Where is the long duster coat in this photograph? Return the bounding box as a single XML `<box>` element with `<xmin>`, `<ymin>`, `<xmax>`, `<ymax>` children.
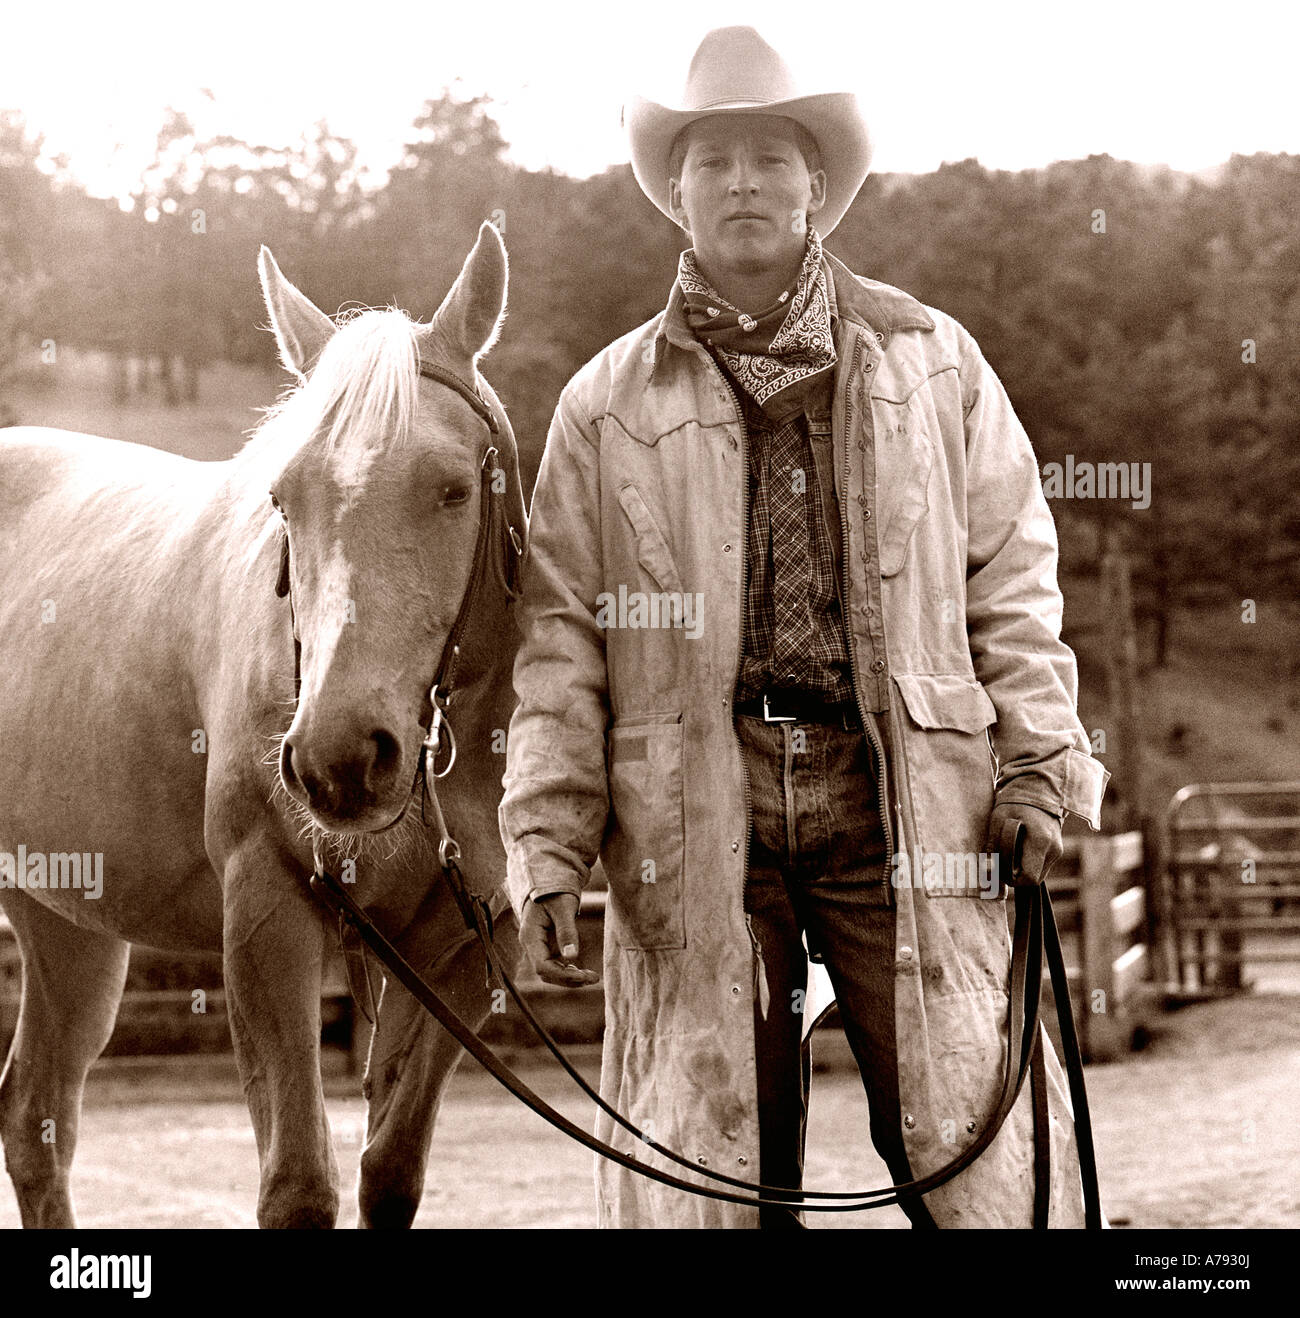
<box><xmin>500</xmin><ymin>251</ymin><xmax>1110</xmax><ymax>1228</ymax></box>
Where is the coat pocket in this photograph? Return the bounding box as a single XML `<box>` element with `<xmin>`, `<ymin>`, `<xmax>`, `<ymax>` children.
<box><xmin>617</xmin><ymin>483</ymin><xmax>685</xmax><ymax>595</ymax></box>
<box><xmin>604</xmin><ymin>712</ymin><xmax>686</xmax><ymax>949</ymax></box>
<box><xmin>873</xmin><ymin>398</ymin><xmax>935</xmax><ymax>577</ymax></box>
<box><xmin>893</xmin><ymin>674</ymin><xmax>1002</xmax><ymax>900</ymax></box>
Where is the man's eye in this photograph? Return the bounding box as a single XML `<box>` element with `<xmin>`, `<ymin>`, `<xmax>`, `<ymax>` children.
<box><xmin>442</xmin><ymin>486</ymin><xmax>471</xmax><ymax>507</ymax></box>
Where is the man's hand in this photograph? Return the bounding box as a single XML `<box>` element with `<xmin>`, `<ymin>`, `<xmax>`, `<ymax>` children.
<box><xmin>982</xmin><ymin>802</ymin><xmax>1063</xmax><ymax>888</ymax></box>
<box><xmin>520</xmin><ymin>892</ymin><xmax>600</xmax><ymax>987</ymax></box>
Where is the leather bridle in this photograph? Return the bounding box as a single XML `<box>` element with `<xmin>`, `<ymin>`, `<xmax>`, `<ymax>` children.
<box><xmin>273</xmin><ymin>361</ymin><xmax>1101</xmax><ymax>1223</ymax></box>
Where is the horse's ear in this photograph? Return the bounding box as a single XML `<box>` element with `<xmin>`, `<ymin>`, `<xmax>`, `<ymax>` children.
<box><xmin>258</xmin><ymin>246</ymin><xmax>335</xmax><ymax>378</ymax></box>
<box><xmin>424</xmin><ymin>221</ymin><xmax>508</xmax><ymax>363</ymax></box>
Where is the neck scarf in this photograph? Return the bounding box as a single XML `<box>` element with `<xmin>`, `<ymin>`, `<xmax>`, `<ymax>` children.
<box><xmin>678</xmin><ymin>228</ymin><xmax>836</xmax><ymax>423</ymax></box>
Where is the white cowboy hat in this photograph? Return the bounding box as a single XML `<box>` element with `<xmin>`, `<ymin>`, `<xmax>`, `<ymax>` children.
<box><xmin>623</xmin><ymin>25</ymin><xmax>873</xmax><ymax>237</ymax></box>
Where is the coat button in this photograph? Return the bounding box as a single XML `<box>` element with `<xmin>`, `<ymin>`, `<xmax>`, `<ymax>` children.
<box><xmin>723</xmin><ymin>543</ymin><xmax>732</xmax><ymax>553</ymax></box>
<box><xmin>862</xmin><ymin>508</ymin><xmax>871</xmax><ymax>519</ymax></box>
<box><xmin>731</xmin><ymin>840</ymin><xmax>740</xmax><ymax>853</ymax></box>
<box><xmin>903</xmin><ymin>1114</ymin><xmax>916</xmax><ymax>1129</ymax></box>
<box><xmin>864</xmin><ymin>362</ymin><xmax>874</xmax><ymax>372</ymax></box>
<box><xmin>875</xmin><ymin>331</ymin><xmax>885</xmax><ymax>342</ymax></box>
<box><xmin>966</xmin><ymin>1119</ymin><xmax>977</xmax><ymax>1134</ymax></box>
<box><xmin>697</xmin><ymin>1155</ymin><xmax>709</xmax><ymax>1167</ymax></box>
<box><xmin>870</xmin><ymin>659</ymin><xmax>886</xmax><ymax>674</ymax></box>
<box><xmin>737</xmin><ymin>1156</ymin><xmax>748</xmax><ymax>1167</ymax></box>
<box><xmin>731</xmin><ymin>985</ymin><xmax>742</xmax><ymax>996</ymax></box>
<box><xmin>898</xmin><ymin>945</ymin><xmax>913</xmax><ymax>961</ymax></box>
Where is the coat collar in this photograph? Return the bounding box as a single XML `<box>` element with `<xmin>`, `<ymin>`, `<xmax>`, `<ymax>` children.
<box><xmin>653</xmin><ymin>249</ymin><xmax>934</xmax><ymax>375</ymax></box>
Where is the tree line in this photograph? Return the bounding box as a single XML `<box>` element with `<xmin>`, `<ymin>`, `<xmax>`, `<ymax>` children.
<box><xmin>2</xmin><ymin>99</ymin><xmax>1297</xmax><ymax>650</ymax></box>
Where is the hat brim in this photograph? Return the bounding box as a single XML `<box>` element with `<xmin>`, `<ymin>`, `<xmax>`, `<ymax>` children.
<box><xmin>625</xmin><ymin>91</ymin><xmax>872</xmax><ymax>237</ymax></box>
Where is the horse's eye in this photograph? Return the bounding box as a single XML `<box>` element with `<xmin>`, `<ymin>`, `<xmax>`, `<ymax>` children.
<box><xmin>442</xmin><ymin>486</ymin><xmax>471</xmax><ymax>507</ymax></box>
<box><xmin>269</xmin><ymin>491</ymin><xmax>287</xmax><ymax>519</ymax></box>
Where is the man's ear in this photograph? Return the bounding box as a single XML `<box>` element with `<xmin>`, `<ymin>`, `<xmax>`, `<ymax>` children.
<box><xmin>668</xmin><ymin>178</ymin><xmax>692</xmax><ymax>235</ymax></box>
<box><xmin>258</xmin><ymin>246</ymin><xmax>334</xmax><ymax>378</ymax></box>
<box><xmin>806</xmin><ymin>168</ymin><xmax>828</xmax><ymax>218</ymax></box>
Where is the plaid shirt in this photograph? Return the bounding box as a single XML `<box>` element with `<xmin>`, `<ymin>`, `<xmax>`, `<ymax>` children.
<box><xmin>726</xmin><ymin>371</ymin><xmax>855</xmax><ymax>706</ymax></box>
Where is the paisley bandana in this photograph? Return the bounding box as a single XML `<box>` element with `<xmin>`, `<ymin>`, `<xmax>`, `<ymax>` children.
<box><xmin>679</xmin><ymin>228</ymin><xmax>836</xmax><ymax>423</ymax></box>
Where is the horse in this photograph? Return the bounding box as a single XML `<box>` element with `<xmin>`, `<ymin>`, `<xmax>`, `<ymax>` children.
<box><xmin>0</xmin><ymin>222</ymin><xmax>527</xmax><ymax>1228</ymax></box>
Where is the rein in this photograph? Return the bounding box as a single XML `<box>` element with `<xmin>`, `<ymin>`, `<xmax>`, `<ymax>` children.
<box><xmin>274</xmin><ymin>362</ymin><xmax>1100</xmax><ymax>1223</ymax></box>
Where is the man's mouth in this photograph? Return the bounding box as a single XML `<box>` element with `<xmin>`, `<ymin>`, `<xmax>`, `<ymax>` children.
<box><xmin>726</xmin><ymin>212</ymin><xmax>767</xmax><ymax>222</ymax></box>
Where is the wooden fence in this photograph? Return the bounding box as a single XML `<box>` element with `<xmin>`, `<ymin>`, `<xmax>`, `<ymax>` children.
<box><xmin>1</xmin><ymin>834</ymin><xmax>1155</xmax><ymax>1066</ymax></box>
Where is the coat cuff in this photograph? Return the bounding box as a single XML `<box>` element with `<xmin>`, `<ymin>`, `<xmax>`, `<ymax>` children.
<box><xmin>996</xmin><ymin>748</ymin><xmax>1111</xmax><ymax>831</ymax></box>
<box><xmin>504</xmin><ymin>838</ymin><xmax>589</xmax><ymax>920</ymax></box>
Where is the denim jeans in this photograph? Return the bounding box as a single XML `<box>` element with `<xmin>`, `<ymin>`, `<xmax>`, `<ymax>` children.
<box><xmin>737</xmin><ymin>713</ymin><xmax>938</xmax><ymax>1229</ymax></box>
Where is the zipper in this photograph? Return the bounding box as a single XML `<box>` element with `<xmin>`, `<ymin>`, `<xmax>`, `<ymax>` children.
<box><xmin>703</xmin><ymin>350</ymin><xmax>767</xmax><ymax>1016</ymax></box>
<box><xmin>838</xmin><ymin>333</ymin><xmax>895</xmax><ymax>888</ymax></box>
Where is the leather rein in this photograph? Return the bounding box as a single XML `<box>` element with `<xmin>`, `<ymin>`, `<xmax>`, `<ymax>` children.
<box><xmin>273</xmin><ymin>361</ymin><xmax>1101</xmax><ymax>1223</ymax></box>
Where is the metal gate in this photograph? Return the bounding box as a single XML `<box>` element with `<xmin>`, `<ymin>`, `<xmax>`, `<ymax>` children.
<box><xmin>1158</xmin><ymin>782</ymin><xmax>1300</xmax><ymax>993</ymax></box>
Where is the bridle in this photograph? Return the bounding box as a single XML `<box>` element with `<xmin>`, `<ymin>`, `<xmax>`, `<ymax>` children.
<box><xmin>273</xmin><ymin>361</ymin><xmax>1101</xmax><ymax>1223</ymax></box>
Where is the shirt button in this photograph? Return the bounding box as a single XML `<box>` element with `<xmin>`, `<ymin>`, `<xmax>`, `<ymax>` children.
<box><xmin>863</xmin><ymin>508</ymin><xmax>871</xmax><ymax>520</ymax></box>
<box><xmin>870</xmin><ymin>658</ymin><xmax>886</xmax><ymax>674</ymax></box>
<box><xmin>697</xmin><ymin>1155</ymin><xmax>709</xmax><ymax>1167</ymax></box>
<box><xmin>731</xmin><ymin>985</ymin><xmax>742</xmax><ymax>996</ymax></box>
<box><xmin>723</xmin><ymin>543</ymin><xmax>732</xmax><ymax>553</ymax></box>
<box><xmin>864</xmin><ymin>362</ymin><xmax>874</xmax><ymax>372</ymax></box>
<box><xmin>731</xmin><ymin>840</ymin><xmax>740</xmax><ymax>853</ymax></box>
<box><xmin>903</xmin><ymin>1114</ymin><xmax>916</xmax><ymax>1130</ymax></box>
<box><xmin>737</xmin><ymin>1156</ymin><xmax>748</xmax><ymax>1167</ymax></box>
<box><xmin>875</xmin><ymin>331</ymin><xmax>885</xmax><ymax>342</ymax></box>
<box><xmin>966</xmin><ymin>1119</ymin><xmax>977</xmax><ymax>1134</ymax></box>
<box><xmin>898</xmin><ymin>945</ymin><xmax>913</xmax><ymax>961</ymax></box>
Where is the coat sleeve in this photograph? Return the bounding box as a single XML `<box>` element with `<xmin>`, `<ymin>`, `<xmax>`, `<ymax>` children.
<box><xmin>958</xmin><ymin>328</ymin><xmax>1110</xmax><ymax>830</ymax></box>
<box><xmin>498</xmin><ymin>380</ymin><xmax>611</xmax><ymax>916</ymax></box>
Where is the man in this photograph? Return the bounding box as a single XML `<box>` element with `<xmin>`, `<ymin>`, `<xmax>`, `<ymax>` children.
<box><xmin>500</xmin><ymin>25</ymin><xmax>1109</xmax><ymax>1228</ymax></box>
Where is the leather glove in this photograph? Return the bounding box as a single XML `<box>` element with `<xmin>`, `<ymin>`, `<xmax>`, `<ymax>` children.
<box><xmin>982</xmin><ymin>801</ymin><xmax>1063</xmax><ymax>888</ymax></box>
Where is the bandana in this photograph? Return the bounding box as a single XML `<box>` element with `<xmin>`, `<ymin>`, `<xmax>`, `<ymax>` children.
<box><xmin>679</xmin><ymin>228</ymin><xmax>836</xmax><ymax>423</ymax></box>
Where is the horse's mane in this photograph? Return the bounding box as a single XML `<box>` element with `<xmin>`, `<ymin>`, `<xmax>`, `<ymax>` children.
<box><xmin>236</xmin><ymin>306</ymin><xmax>424</xmax><ymax>487</ymax></box>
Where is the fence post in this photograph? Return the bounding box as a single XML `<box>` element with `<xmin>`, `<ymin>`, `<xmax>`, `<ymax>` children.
<box><xmin>1079</xmin><ymin>834</ymin><xmax>1123</xmax><ymax>1062</ymax></box>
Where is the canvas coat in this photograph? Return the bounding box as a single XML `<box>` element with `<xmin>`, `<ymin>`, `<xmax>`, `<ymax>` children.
<box><xmin>499</xmin><ymin>250</ymin><xmax>1110</xmax><ymax>1228</ymax></box>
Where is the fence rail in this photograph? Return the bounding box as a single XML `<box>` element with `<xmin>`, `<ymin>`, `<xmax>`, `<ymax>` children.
<box><xmin>1155</xmin><ymin>781</ymin><xmax>1300</xmax><ymax>992</ymax></box>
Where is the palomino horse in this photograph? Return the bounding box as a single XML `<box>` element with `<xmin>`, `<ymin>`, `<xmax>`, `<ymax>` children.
<box><xmin>0</xmin><ymin>222</ymin><xmax>526</xmax><ymax>1227</ymax></box>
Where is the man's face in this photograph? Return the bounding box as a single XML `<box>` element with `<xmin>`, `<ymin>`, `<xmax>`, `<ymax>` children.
<box><xmin>668</xmin><ymin>115</ymin><xmax>826</xmax><ymax>287</ymax></box>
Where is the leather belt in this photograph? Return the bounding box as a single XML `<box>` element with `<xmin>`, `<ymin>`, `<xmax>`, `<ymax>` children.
<box><xmin>735</xmin><ymin>690</ymin><xmax>861</xmax><ymax>729</ymax></box>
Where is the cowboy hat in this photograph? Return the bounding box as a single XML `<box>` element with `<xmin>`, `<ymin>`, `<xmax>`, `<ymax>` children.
<box><xmin>623</xmin><ymin>25</ymin><xmax>873</xmax><ymax>236</ymax></box>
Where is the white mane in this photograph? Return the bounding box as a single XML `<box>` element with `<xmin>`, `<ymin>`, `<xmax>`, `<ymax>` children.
<box><xmin>239</xmin><ymin>306</ymin><xmax>423</xmax><ymax>480</ymax></box>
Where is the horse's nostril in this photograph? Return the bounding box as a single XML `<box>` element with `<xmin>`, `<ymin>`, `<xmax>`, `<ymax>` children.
<box><xmin>280</xmin><ymin>736</ymin><xmax>299</xmax><ymax>788</ymax></box>
<box><xmin>369</xmin><ymin>729</ymin><xmax>401</xmax><ymax>781</ymax></box>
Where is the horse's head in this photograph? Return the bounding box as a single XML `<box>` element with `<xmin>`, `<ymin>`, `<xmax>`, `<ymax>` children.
<box><xmin>257</xmin><ymin>224</ymin><xmax>522</xmax><ymax>836</ymax></box>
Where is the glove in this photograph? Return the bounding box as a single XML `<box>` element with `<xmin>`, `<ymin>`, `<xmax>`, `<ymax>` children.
<box><xmin>982</xmin><ymin>801</ymin><xmax>1063</xmax><ymax>888</ymax></box>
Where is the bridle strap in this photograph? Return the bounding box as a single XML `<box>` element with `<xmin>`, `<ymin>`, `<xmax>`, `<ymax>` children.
<box><xmin>417</xmin><ymin>359</ymin><xmax>499</xmax><ymax>435</ymax></box>
<box><xmin>273</xmin><ymin>357</ymin><xmax>515</xmax><ymax>740</ymax></box>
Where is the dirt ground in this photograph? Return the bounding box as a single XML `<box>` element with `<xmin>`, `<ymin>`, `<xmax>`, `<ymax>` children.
<box><xmin>0</xmin><ymin>991</ymin><xmax>1294</xmax><ymax>1230</ymax></box>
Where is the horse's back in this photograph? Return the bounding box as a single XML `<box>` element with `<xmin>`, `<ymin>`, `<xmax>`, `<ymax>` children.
<box><xmin>0</xmin><ymin>425</ymin><xmax>204</xmax><ymax>519</ymax></box>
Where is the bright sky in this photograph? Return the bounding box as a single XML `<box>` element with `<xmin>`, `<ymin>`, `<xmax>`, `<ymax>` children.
<box><xmin>4</xmin><ymin>0</ymin><xmax>1298</xmax><ymax>199</ymax></box>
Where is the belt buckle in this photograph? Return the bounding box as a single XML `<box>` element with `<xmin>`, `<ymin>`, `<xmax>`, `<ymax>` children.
<box><xmin>762</xmin><ymin>693</ymin><xmax>796</xmax><ymax>724</ymax></box>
